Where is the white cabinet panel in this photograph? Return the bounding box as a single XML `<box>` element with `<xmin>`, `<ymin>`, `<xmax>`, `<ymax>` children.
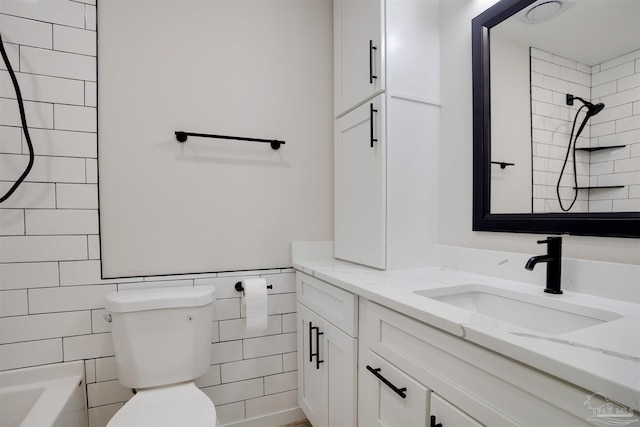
<box><xmin>335</xmin><ymin>94</ymin><xmax>386</xmax><ymax>269</ymax></box>
<box><xmin>327</xmin><ymin>323</ymin><xmax>357</xmax><ymax>427</ymax></box>
<box><xmin>385</xmin><ymin>0</ymin><xmax>440</xmax><ymax>101</ymax></box>
<box><xmin>297</xmin><ymin>300</ymin><xmax>357</xmax><ymax>427</ymax></box>
<box><xmin>297</xmin><ymin>303</ymin><xmax>326</xmax><ymax>427</ymax></box>
<box><xmin>431</xmin><ymin>393</ymin><xmax>482</xmax><ymax>427</ymax></box>
<box><xmin>296</xmin><ymin>272</ymin><xmax>358</xmax><ymax>337</ymax></box>
<box><xmin>334</xmin><ymin>0</ymin><xmax>384</xmax><ymax>115</ymax></box>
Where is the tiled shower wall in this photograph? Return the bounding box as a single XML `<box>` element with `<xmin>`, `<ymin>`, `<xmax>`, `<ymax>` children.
<box><xmin>530</xmin><ymin>47</ymin><xmax>592</xmax><ymax>213</ymax></box>
<box><xmin>589</xmin><ymin>49</ymin><xmax>640</xmax><ymax>212</ymax></box>
<box><xmin>531</xmin><ymin>47</ymin><xmax>640</xmax><ymax>213</ymax></box>
<box><xmin>0</xmin><ymin>2</ymin><xmax>299</xmax><ymax>426</ymax></box>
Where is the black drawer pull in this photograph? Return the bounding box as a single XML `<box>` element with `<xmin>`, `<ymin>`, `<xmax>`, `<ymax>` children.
<box><xmin>369</xmin><ymin>40</ymin><xmax>378</xmax><ymax>84</ymax></box>
<box><xmin>366</xmin><ymin>365</ymin><xmax>407</xmax><ymax>398</ymax></box>
<box><xmin>431</xmin><ymin>415</ymin><xmax>443</xmax><ymax>427</ymax></box>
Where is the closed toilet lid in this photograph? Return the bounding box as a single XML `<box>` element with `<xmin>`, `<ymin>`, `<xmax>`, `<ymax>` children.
<box><xmin>107</xmin><ymin>383</ymin><xmax>218</xmax><ymax>427</ymax></box>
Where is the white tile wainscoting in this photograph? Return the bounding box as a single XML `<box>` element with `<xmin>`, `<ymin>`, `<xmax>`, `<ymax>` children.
<box><xmin>0</xmin><ymin>1</ymin><xmax>302</xmax><ymax>426</ymax></box>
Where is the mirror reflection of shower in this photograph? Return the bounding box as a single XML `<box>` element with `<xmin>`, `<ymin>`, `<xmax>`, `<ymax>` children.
<box><xmin>556</xmin><ymin>95</ymin><xmax>605</xmax><ymax>211</ymax></box>
<box><xmin>528</xmin><ymin>46</ymin><xmax>636</xmax><ymax>214</ymax></box>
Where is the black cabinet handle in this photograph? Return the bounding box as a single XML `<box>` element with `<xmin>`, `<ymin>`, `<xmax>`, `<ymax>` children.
<box><xmin>366</xmin><ymin>365</ymin><xmax>407</xmax><ymax>398</ymax></box>
<box><xmin>370</xmin><ymin>103</ymin><xmax>378</xmax><ymax>148</ymax></box>
<box><xmin>369</xmin><ymin>40</ymin><xmax>378</xmax><ymax>84</ymax></box>
<box><xmin>310</xmin><ymin>324</ymin><xmax>324</xmax><ymax>369</ymax></box>
<box><xmin>308</xmin><ymin>321</ymin><xmax>313</xmax><ymax>363</ymax></box>
<box><xmin>314</xmin><ymin>327</ymin><xmax>324</xmax><ymax>369</ymax></box>
<box><xmin>430</xmin><ymin>415</ymin><xmax>442</xmax><ymax>427</ymax></box>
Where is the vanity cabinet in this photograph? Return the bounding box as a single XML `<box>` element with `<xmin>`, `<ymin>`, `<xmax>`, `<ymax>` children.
<box><xmin>359</xmin><ymin>299</ymin><xmax>608</xmax><ymax>426</ymax></box>
<box><xmin>296</xmin><ymin>273</ymin><xmax>358</xmax><ymax>427</ymax></box>
<box><xmin>334</xmin><ymin>0</ymin><xmax>441</xmax><ymax>270</ymax></box>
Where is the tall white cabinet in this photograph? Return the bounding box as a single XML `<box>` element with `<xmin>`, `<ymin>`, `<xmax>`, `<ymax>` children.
<box><xmin>334</xmin><ymin>0</ymin><xmax>441</xmax><ymax>270</ymax></box>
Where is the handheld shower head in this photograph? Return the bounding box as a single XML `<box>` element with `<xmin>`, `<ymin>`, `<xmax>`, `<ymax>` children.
<box><xmin>588</xmin><ymin>102</ymin><xmax>605</xmax><ymax>116</ymax></box>
<box><xmin>566</xmin><ymin>94</ymin><xmax>605</xmax><ymax>117</ymax></box>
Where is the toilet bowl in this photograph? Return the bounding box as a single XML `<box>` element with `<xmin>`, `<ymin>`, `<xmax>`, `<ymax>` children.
<box><xmin>104</xmin><ymin>287</ymin><xmax>219</xmax><ymax>427</ymax></box>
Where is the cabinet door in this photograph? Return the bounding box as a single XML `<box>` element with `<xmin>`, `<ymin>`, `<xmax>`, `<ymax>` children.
<box><xmin>326</xmin><ymin>313</ymin><xmax>358</xmax><ymax>427</ymax></box>
<box><xmin>431</xmin><ymin>393</ymin><xmax>483</xmax><ymax>427</ymax></box>
<box><xmin>298</xmin><ymin>303</ymin><xmax>327</xmax><ymax>427</ymax></box>
<box><xmin>335</xmin><ymin>94</ymin><xmax>386</xmax><ymax>269</ymax></box>
<box><xmin>359</xmin><ymin>349</ymin><xmax>429</xmax><ymax>427</ymax></box>
<box><xmin>334</xmin><ymin>0</ymin><xmax>384</xmax><ymax>115</ymax></box>
<box><xmin>297</xmin><ymin>302</ymin><xmax>358</xmax><ymax>427</ymax></box>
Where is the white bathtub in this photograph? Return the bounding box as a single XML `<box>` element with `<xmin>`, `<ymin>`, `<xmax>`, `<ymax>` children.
<box><xmin>0</xmin><ymin>361</ymin><xmax>88</xmax><ymax>427</ymax></box>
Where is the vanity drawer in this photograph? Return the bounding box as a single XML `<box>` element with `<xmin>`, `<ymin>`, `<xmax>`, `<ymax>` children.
<box><xmin>431</xmin><ymin>393</ymin><xmax>483</xmax><ymax>427</ymax></box>
<box><xmin>361</xmin><ymin>299</ymin><xmax>599</xmax><ymax>426</ymax></box>
<box><xmin>358</xmin><ymin>349</ymin><xmax>429</xmax><ymax>427</ymax></box>
<box><xmin>296</xmin><ymin>272</ymin><xmax>358</xmax><ymax>337</ymax></box>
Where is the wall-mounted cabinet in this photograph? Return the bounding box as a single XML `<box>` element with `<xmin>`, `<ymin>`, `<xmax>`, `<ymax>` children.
<box><xmin>334</xmin><ymin>0</ymin><xmax>384</xmax><ymax>115</ymax></box>
<box><xmin>333</xmin><ymin>0</ymin><xmax>441</xmax><ymax>270</ymax></box>
<box><xmin>334</xmin><ymin>0</ymin><xmax>440</xmax><ymax>117</ymax></box>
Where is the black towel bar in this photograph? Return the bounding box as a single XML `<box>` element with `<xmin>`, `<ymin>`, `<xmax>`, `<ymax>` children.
<box><xmin>175</xmin><ymin>131</ymin><xmax>285</xmax><ymax>150</ymax></box>
<box><xmin>491</xmin><ymin>161</ymin><xmax>515</xmax><ymax>169</ymax></box>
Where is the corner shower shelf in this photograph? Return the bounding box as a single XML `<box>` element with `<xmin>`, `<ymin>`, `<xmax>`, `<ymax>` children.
<box><xmin>575</xmin><ymin>145</ymin><xmax>626</xmax><ymax>152</ymax></box>
<box><xmin>573</xmin><ymin>185</ymin><xmax>625</xmax><ymax>190</ymax></box>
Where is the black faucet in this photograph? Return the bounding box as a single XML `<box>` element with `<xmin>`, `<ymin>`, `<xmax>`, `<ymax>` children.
<box><xmin>525</xmin><ymin>237</ymin><xmax>563</xmax><ymax>294</ymax></box>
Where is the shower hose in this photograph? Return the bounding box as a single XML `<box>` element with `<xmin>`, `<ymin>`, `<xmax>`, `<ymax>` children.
<box><xmin>556</xmin><ymin>105</ymin><xmax>589</xmax><ymax>212</ymax></box>
<box><xmin>0</xmin><ymin>32</ymin><xmax>35</xmax><ymax>204</ymax></box>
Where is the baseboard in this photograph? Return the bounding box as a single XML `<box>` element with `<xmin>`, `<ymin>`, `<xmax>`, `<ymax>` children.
<box><xmin>222</xmin><ymin>407</ymin><xmax>306</xmax><ymax>427</ymax></box>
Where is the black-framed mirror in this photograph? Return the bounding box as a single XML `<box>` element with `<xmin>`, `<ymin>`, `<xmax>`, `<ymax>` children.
<box><xmin>472</xmin><ymin>0</ymin><xmax>640</xmax><ymax>237</ymax></box>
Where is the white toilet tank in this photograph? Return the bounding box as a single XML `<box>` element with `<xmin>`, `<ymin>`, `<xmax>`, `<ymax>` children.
<box><xmin>105</xmin><ymin>287</ymin><xmax>215</xmax><ymax>389</ymax></box>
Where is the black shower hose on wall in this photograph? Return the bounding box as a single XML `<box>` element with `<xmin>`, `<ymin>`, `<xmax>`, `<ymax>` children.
<box><xmin>556</xmin><ymin>105</ymin><xmax>589</xmax><ymax>212</ymax></box>
<box><xmin>0</xmin><ymin>32</ymin><xmax>35</xmax><ymax>204</ymax></box>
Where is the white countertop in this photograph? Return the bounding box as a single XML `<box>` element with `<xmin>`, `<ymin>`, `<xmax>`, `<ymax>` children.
<box><xmin>293</xmin><ymin>257</ymin><xmax>640</xmax><ymax>412</ymax></box>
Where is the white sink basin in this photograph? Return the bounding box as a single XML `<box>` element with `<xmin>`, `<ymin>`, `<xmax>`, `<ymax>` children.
<box><xmin>414</xmin><ymin>284</ymin><xmax>622</xmax><ymax>334</ymax></box>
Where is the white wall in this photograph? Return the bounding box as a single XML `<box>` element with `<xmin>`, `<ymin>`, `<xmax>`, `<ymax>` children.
<box><xmin>439</xmin><ymin>0</ymin><xmax>640</xmax><ymax>265</ymax></box>
<box><xmin>98</xmin><ymin>0</ymin><xmax>334</xmax><ymax>277</ymax></box>
<box><xmin>0</xmin><ymin>1</ymin><xmax>323</xmax><ymax>426</ymax></box>
<box><xmin>489</xmin><ymin>34</ymin><xmax>532</xmax><ymax>213</ymax></box>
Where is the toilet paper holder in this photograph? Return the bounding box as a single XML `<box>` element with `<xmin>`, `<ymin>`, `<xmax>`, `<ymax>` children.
<box><xmin>235</xmin><ymin>281</ymin><xmax>272</xmax><ymax>295</ymax></box>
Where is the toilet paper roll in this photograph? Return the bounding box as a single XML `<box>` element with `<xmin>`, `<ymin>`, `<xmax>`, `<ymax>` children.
<box><xmin>242</xmin><ymin>278</ymin><xmax>268</xmax><ymax>331</ymax></box>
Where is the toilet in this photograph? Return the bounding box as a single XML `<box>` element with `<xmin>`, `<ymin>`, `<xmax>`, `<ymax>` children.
<box><xmin>104</xmin><ymin>287</ymin><xmax>219</xmax><ymax>427</ymax></box>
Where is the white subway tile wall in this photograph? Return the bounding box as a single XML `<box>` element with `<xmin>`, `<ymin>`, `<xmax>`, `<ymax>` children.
<box><xmin>591</xmin><ymin>50</ymin><xmax>640</xmax><ymax>212</ymax></box>
<box><xmin>531</xmin><ymin>47</ymin><xmax>640</xmax><ymax>213</ymax></box>
<box><xmin>0</xmin><ymin>2</ymin><xmax>299</xmax><ymax>427</ymax></box>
